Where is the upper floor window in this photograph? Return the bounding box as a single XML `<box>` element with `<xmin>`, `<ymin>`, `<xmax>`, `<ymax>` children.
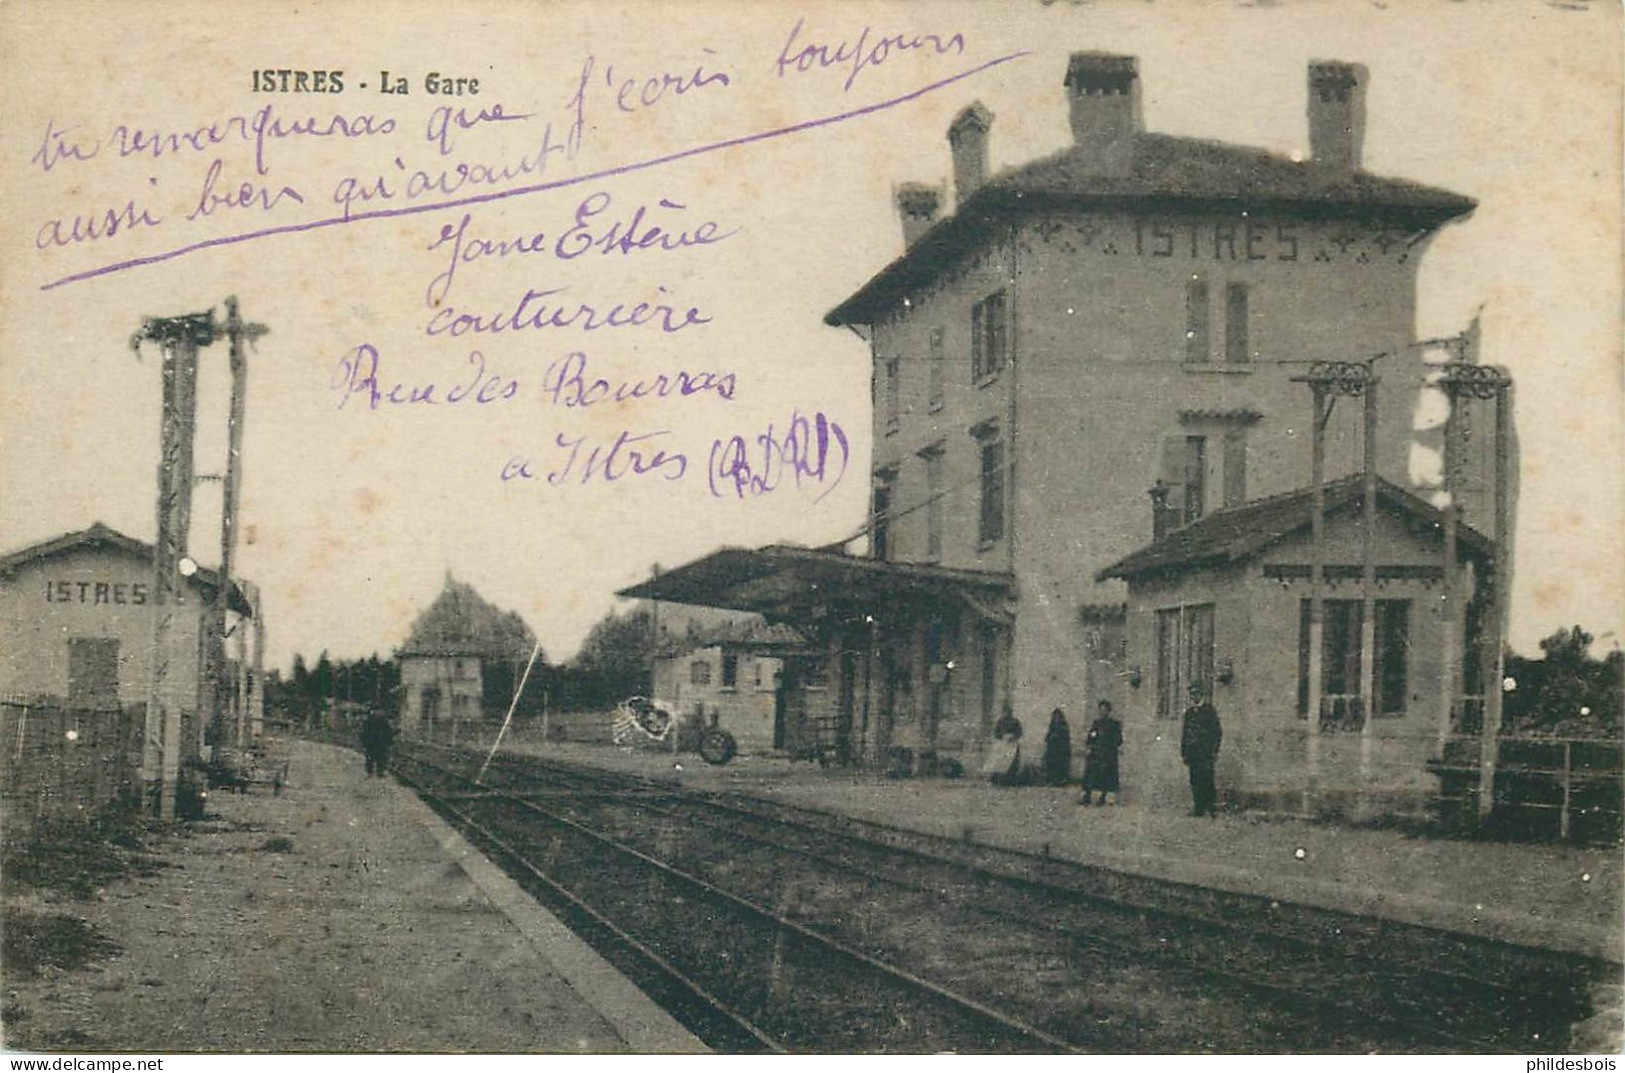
<box><xmin>971</xmin><ymin>292</ymin><xmax>1008</xmax><ymax>383</ymax></box>
<box><xmin>1184</xmin><ymin>279</ymin><xmax>1210</xmax><ymax>364</ymax></box>
<box><xmin>1185</xmin><ymin>277</ymin><xmax>1252</xmax><ymax>365</ymax></box>
<box><xmin>1225</xmin><ymin>283</ymin><xmax>1251</xmax><ymax>364</ymax></box>
<box><xmin>973</xmin><ymin>425</ymin><xmax>1005</xmax><ymax>547</ymax></box>
<box><xmin>927</xmin><ymin>327</ymin><xmax>945</xmax><ymax>411</ymax></box>
<box><xmin>920</xmin><ymin>443</ymin><xmax>945</xmax><ymax>560</ymax></box>
<box><xmin>1221</xmin><ymin>427</ymin><xmax>1247</xmax><ymax>507</ymax></box>
<box><xmin>883</xmin><ymin>357</ymin><xmax>901</xmax><ymax>435</ymax></box>
<box><xmin>1182</xmin><ymin>435</ymin><xmax>1206</xmax><ymax>524</ymax></box>
<box><xmin>872</xmin><ymin>468</ymin><xmax>897</xmax><ymax>561</ymax></box>
<box><xmin>1157</xmin><ymin>434</ymin><xmax>1210</xmax><ymax>528</ymax></box>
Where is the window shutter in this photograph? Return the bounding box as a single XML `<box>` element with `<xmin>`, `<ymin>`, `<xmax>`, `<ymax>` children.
<box><xmin>1222</xmin><ymin>428</ymin><xmax>1247</xmax><ymax>507</ymax></box>
<box><xmin>1225</xmin><ymin>282</ymin><xmax>1250</xmax><ymax>363</ymax></box>
<box><xmin>1185</xmin><ymin>279</ymin><xmax>1210</xmax><ymax>363</ymax></box>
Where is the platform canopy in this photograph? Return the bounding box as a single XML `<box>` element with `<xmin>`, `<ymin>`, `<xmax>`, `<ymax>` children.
<box><xmin>618</xmin><ymin>545</ymin><xmax>1014</xmax><ymax>623</ymax></box>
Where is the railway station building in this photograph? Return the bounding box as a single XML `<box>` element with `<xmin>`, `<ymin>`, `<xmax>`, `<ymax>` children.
<box><xmin>652</xmin><ymin>619</ymin><xmax>811</xmax><ymax>757</ymax></box>
<box><xmin>397</xmin><ymin>574</ymin><xmax>537</xmax><ymax>732</ymax></box>
<box><xmin>623</xmin><ymin>53</ymin><xmax>1505</xmax><ymax>815</ymax></box>
<box><xmin>0</xmin><ymin>522</ymin><xmax>261</xmax><ymax>739</ymax></box>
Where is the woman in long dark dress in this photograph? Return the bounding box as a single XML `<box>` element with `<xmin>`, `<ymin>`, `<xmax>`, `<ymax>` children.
<box><xmin>1042</xmin><ymin>708</ymin><xmax>1072</xmax><ymax>787</ymax></box>
<box><xmin>1081</xmin><ymin>699</ymin><xmax>1123</xmax><ymax>805</ymax></box>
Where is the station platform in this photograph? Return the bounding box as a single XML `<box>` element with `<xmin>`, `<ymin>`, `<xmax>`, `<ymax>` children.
<box><xmin>6</xmin><ymin>738</ymin><xmax>706</xmax><ymax>1054</ymax></box>
<box><xmin>502</xmin><ymin>735</ymin><xmax>1624</xmax><ymax>965</ymax></box>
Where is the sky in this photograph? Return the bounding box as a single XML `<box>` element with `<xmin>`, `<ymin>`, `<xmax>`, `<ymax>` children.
<box><xmin>1</xmin><ymin>0</ymin><xmax>1619</xmax><ymax>671</ymax></box>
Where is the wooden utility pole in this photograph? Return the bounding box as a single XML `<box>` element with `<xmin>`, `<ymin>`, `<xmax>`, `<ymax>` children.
<box><xmin>1358</xmin><ymin>366</ymin><xmax>1380</xmax><ymax>792</ymax></box>
<box><xmin>132</xmin><ymin>311</ymin><xmax>215</xmax><ymax>820</ymax></box>
<box><xmin>1293</xmin><ymin>361</ymin><xmax>1373</xmax><ymax>815</ymax></box>
<box><xmin>1437</xmin><ymin>386</ymin><xmax>1462</xmax><ymax>755</ymax></box>
<box><xmin>1434</xmin><ymin>361</ymin><xmax>1514</xmax><ymax>816</ymax></box>
<box><xmin>205</xmin><ymin>298</ymin><xmax>268</xmax><ymax>761</ymax></box>
<box><xmin>1306</xmin><ymin>382</ymin><xmax>1328</xmax><ymax>812</ymax></box>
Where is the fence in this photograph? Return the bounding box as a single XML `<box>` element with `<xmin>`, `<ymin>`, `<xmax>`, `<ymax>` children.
<box><xmin>1</xmin><ymin>699</ymin><xmax>144</xmax><ymax>840</ymax></box>
<box><xmin>1432</xmin><ymin>732</ymin><xmax>1623</xmax><ymax>845</ymax></box>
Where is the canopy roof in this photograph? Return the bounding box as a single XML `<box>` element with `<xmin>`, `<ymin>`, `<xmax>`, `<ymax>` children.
<box><xmin>620</xmin><ymin>545</ymin><xmax>1013</xmax><ymax>620</ymax></box>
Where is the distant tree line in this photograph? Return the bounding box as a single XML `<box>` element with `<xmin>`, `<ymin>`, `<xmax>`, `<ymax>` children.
<box><xmin>266</xmin><ymin>651</ymin><xmax>402</xmax><ymax>726</ymax></box>
<box><xmin>270</xmin><ymin>606</ymin><xmax>663</xmax><ymax>724</ymax></box>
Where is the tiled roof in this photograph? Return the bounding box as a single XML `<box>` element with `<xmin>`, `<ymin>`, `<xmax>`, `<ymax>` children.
<box><xmin>826</xmin><ymin>133</ymin><xmax>1475</xmax><ymax>326</ymax></box>
<box><xmin>1096</xmin><ymin>475</ymin><xmax>1493</xmax><ymax>582</ymax></box>
<box><xmin>0</xmin><ymin>522</ymin><xmax>254</xmax><ymax>615</ymax></box>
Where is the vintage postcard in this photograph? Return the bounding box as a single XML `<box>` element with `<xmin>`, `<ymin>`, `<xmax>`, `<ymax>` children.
<box><xmin>1</xmin><ymin>0</ymin><xmax>1620</xmax><ymax>1058</ymax></box>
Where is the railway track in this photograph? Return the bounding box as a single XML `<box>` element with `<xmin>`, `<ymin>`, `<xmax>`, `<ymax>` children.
<box><xmin>393</xmin><ymin>739</ymin><xmax>1614</xmax><ymax>1053</ymax></box>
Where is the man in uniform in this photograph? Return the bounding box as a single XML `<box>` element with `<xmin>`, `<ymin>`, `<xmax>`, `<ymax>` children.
<box><xmin>1180</xmin><ymin>682</ymin><xmax>1222</xmax><ymax>816</ymax></box>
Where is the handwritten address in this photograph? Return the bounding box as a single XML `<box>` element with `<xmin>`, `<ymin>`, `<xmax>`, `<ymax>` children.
<box><xmin>28</xmin><ymin>17</ymin><xmax>998</xmax><ymax>517</ymax></box>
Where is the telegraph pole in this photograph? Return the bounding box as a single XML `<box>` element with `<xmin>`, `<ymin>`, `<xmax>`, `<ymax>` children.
<box><xmin>1292</xmin><ymin>360</ymin><xmax>1374</xmax><ymax>814</ymax></box>
<box><xmin>1433</xmin><ymin>359</ymin><xmax>1513</xmax><ymax>818</ymax></box>
<box><xmin>132</xmin><ymin>310</ymin><xmax>215</xmax><ymax>820</ymax></box>
<box><xmin>205</xmin><ymin>298</ymin><xmax>268</xmax><ymax>761</ymax></box>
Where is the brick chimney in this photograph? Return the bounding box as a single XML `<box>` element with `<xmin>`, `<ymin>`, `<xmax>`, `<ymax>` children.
<box><xmin>895</xmin><ymin>183</ymin><xmax>941</xmax><ymax>247</ymax></box>
<box><xmin>1064</xmin><ymin>52</ymin><xmax>1141</xmax><ymax>170</ymax></box>
<box><xmin>1307</xmin><ymin>60</ymin><xmax>1367</xmax><ymax>170</ymax></box>
<box><xmin>947</xmin><ymin>102</ymin><xmax>993</xmax><ymax>207</ymax></box>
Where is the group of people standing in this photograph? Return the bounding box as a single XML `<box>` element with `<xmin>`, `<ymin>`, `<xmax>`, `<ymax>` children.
<box><xmin>990</xmin><ymin>684</ymin><xmax>1222</xmax><ymax>816</ymax></box>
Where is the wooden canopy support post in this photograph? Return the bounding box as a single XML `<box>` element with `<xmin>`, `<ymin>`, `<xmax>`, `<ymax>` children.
<box><xmin>1292</xmin><ymin>361</ymin><xmax>1373</xmax><ymax>816</ymax></box>
<box><xmin>1358</xmin><ymin>365</ymin><xmax>1380</xmax><ymax>797</ymax></box>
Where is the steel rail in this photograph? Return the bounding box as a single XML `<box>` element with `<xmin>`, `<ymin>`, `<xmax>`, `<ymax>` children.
<box><xmin>522</xmin><ymin>767</ymin><xmax>1529</xmax><ymax>1052</ymax></box>
<box><xmin>398</xmin><ymin>744</ymin><xmax>1080</xmax><ymax>1053</ymax></box>
<box><xmin>392</xmin><ymin>756</ymin><xmax>787</xmax><ymax>1054</ymax></box>
<box><xmin>400</xmin><ymin>740</ymin><xmax>1601</xmax><ymax>1050</ymax></box>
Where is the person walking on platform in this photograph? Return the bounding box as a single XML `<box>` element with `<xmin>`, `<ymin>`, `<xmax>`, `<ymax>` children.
<box><xmin>1180</xmin><ymin>683</ymin><xmax>1222</xmax><ymax>816</ymax></box>
<box><xmin>1080</xmin><ymin>699</ymin><xmax>1123</xmax><ymax>806</ymax></box>
<box><xmin>1041</xmin><ymin>708</ymin><xmax>1072</xmax><ymax>787</ymax></box>
<box><xmin>360</xmin><ymin>709</ymin><xmax>397</xmax><ymax>778</ymax></box>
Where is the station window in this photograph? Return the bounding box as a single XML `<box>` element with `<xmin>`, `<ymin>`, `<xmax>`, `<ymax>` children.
<box><xmin>974</xmin><ymin>427</ymin><xmax>1005</xmax><ymax>547</ymax></box>
<box><xmin>1297</xmin><ymin>600</ymin><xmax>1411</xmax><ymax>729</ymax></box>
<box><xmin>1184</xmin><ymin>279</ymin><xmax>1210</xmax><ymax>364</ymax></box>
<box><xmin>1184</xmin><ymin>278</ymin><xmax>1252</xmax><ymax>364</ymax></box>
<box><xmin>872</xmin><ymin>468</ymin><xmax>897</xmax><ymax>561</ymax></box>
<box><xmin>971</xmin><ymin>292</ymin><xmax>1008</xmax><ymax>383</ymax></box>
<box><xmin>1155</xmin><ymin>604</ymin><xmax>1215</xmax><ymax>720</ymax></box>
<box><xmin>1225</xmin><ymin>283</ymin><xmax>1251</xmax><ymax>364</ymax></box>
<box><xmin>690</xmin><ymin>660</ymin><xmax>711</xmax><ymax>687</ymax></box>
<box><xmin>884</xmin><ymin>357</ymin><xmax>901</xmax><ymax>435</ymax></box>
<box><xmin>721</xmin><ymin>653</ymin><xmax>738</xmax><ymax>689</ymax></box>
<box><xmin>928</xmin><ymin>328</ymin><xmax>946</xmax><ymax>411</ymax></box>
<box><xmin>920</xmin><ymin>443</ymin><xmax>945</xmax><ymax>560</ymax></box>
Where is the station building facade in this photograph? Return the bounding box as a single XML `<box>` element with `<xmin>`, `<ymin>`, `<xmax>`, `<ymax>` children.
<box><xmin>0</xmin><ymin>523</ymin><xmax>259</xmax><ymax>734</ymax></box>
<box><xmin>397</xmin><ymin>574</ymin><xmax>537</xmax><ymax>733</ymax></box>
<box><xmin>652</xmin><ymin>619</ymin><xmax>809</xmax><ymax>756</ymax></box>
<box><xmin>625</xmin><ymin>53</ymin><xmax>1498</xmax><ymax>813</ymax></box>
